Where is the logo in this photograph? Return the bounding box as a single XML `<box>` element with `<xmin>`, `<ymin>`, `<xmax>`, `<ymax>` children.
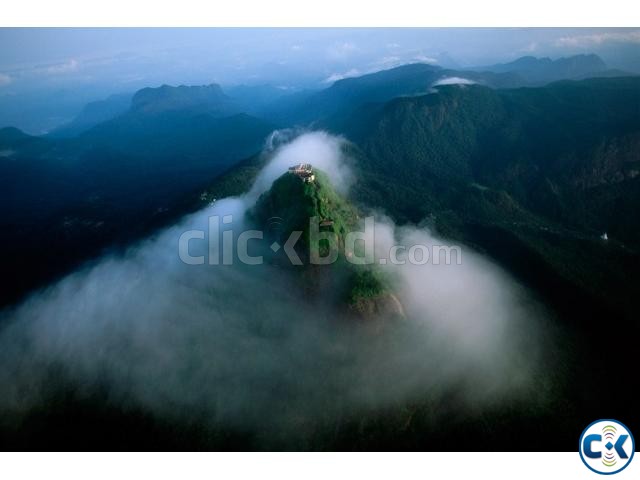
<box><xmin>579</xmin><ymin>419</ymin><xmax>635</xmax><ymax>475</ymax></box>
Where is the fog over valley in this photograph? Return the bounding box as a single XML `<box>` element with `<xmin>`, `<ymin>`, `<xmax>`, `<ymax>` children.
<box><xmin>0</xmin><ymin>133</ymin><xmax>560</xmax><ymax>449</ymax></box>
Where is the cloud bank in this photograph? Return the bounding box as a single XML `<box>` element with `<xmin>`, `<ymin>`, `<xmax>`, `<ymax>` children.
<box><xmin>432</xmin><ymin>76</ymin><xmax>476</xmax><ymax>87</ymax></box>
<box><xmin>0</xmin><ymin>132</ymin><xmax>555</xmax><ymax>447</ymax></box>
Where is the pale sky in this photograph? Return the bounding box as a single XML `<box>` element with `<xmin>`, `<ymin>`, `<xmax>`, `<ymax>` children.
<box><xmin>1</xmin><ymin>28</ymin><xmax>639</xmax><ymax>90</ymax></box>
<box><xmin>1</xmin><ymin>28</ymin><xmax>639</xmax><ymax>133</ymax></box>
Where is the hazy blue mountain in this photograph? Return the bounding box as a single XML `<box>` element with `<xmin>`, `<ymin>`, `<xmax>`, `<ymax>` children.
<box><xmin>305</xmin><ymin>63</ymin><xmax>446</xmax><ymax>122</ymax></box>
<box><xmin>130</xmin><ymin>83</ymin><xmax>239</xmax><ymax>116</ymax></box>
<box><xmin>0</xmin><ymin>126</ymin><xmax>35</xmax><ymax>145</ymax></box>
<box><xmin>49</xmin><ymin>83</ymin><xmax>246</xmax><ymax>140</ymax></box>
<box><xmin>49</xmin><ymin>93</ymin><xmax>132</xmax><ymax>138</ymax></box>
<box><xmin>0</xmin><ymin>81</ymin><xmax>275</xmax><ymax>306</ymax></box>
<box><xmin>225</xmin><ymin>84</ymin><xmax>290</xmax><ymax>113</ymax></box>
<box><xmin>78</xmin><ymin>110</ymin><xmax>272</xmax><ymax>158</ymax></box>
<box><xmin>469</xmin><ymin>54</ymin><xmax>622</xmax><ymax>84</ymax></box>
<box><xmin>262</xmin><ymin>59</ymin><xmax>633</xmax><ymax>127</ymax></box>
<box><xmin>69</xmin><ymin>83</ymin><xmax>275</xmax><ymax>159</ymax></box>
<box><xmin>252</xmin><ymin>63</ymin><xmax>523</xmax><ymax>125</ymax></box>
<box><xmin>266</xmin><ymin>63</ymin><xmax>522</xmax><ymax>125</ymax></box>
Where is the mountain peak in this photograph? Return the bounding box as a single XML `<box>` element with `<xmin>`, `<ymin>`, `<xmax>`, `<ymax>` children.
<box><xmin>0</xmin><ymin>126</ymin><xmax>35</xmax><ymax>147</ymax></box>
<box><xmin>130</xmin><ymin>83</ymin><xmax>236</xmax><ymax>115</ymax></box>
<box><xmin>331</xmin><ymin>63</ymin><xmax>442</xmax><ymax>89</ymax></box>
<box><xmin>249</xmin><ymin>165</ymin><xmax>403</xmax><ymax>320</ymax></box>
<box><xmin>251</xmin><ymin>166</ymin><xmax>358</xmax><ymax>254</ymax></box>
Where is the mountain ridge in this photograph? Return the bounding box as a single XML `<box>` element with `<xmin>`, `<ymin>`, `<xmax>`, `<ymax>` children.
<box><xmin>468</xmin><ymin>53</ymin><xmax>620</xmax><ymax>84</ymax></box>
<box><xmin>130</xmin><ymin>83</ymin><xmax>238</xmax><ymax>116</ymax></box>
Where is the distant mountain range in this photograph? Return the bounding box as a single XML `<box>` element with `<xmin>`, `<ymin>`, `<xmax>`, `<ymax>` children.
<box><xmin>0</xmin><ymin>87</ymin><xmax>275</xmax><ymax>305</ymax></box>
<box><xmin>48</xmin><ymin>54</ymin><xmax>625</xmax><ymax>138</ymax></box>
<box><xmin>262</xmin><ymin>63</ymin><xmax>524</xmax><ymax>125</ymax></box>
<box><xmin>130</xmin><ymin>83</ymin><xmax>236</xmax><ymax>115</ymax></box>
<box><xmin>50</xmin><ymin>93</ymin><xmax>133</xmax><ymax>138</ymax></box>
<box><xmin>469</xmin><ymin>53</ymin><xmax>617</xmax><ymax>84</ymax></box>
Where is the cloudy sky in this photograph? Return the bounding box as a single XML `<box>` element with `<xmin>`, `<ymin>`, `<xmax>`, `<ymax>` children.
<box><xmin>1</xmin><ymin>28</ymin><xmax>639</xmax><ymax>132</ymax></box>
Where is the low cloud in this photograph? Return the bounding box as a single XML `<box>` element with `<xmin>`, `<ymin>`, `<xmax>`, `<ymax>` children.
<box><xmin>433</xmin><ymin>76</ymin><xmax>476</xmax><ymax>86</ymax></box>
<box><xmin>323</xmin><ymin>68</ymin><xmax>361</xmax><ymax>84</ymax></box>
<box><xmin>35</xmin><ymin>59</ymin><xmax>80</xmax><ymax>76</ymax></box>
<box><xmin>0</xmin><ymin>73</ymin><xmax>11</xmax><ymax>87</ymax></box>
<box><xmin>0</xmin><ymin>131</ymin><xmax>555</xmax><ymax>447</ymax></box>
<box><xmin>412</xmin><ymin>54</ymin><xmax>438</xmax><ymax>64</ymax></box>
<box><xmin>372</xmin><ymin>55</ymin><xmax>403</xmax><ymax>69</ymax></box>
<box><xmin>251</xmin><ymin>130</ymin><xmax>354</xmax><ymax>198</ymax></box>
<box><xmin>324</xmin><ymin>53</ymin><xmax>439</xmax><ymax>85</ymax></box>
